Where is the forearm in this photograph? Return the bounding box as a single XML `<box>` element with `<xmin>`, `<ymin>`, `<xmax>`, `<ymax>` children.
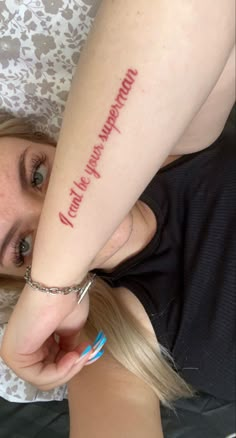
<box><xmin>30</xmin><ymin>0</ymin><xmax>234</xmax><ymax>287</ymax></box>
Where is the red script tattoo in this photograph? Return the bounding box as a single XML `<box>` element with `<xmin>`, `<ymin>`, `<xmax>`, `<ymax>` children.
<box><xmin>59</xmin><ymin>68</ymin><xmax>138</xmax><ymax>228</ymax></box>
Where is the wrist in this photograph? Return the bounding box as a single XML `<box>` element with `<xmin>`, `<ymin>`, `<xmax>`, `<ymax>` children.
<box><xmin>24</xmin><ymin>266</ymin><xmax>95</xmax><ymax>304</ymax></box>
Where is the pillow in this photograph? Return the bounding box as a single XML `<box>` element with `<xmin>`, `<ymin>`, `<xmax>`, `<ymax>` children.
<box><xmin>0</xmin><ymin>0</ymin><xmax>101</xmax><ymax>140</ymax></box>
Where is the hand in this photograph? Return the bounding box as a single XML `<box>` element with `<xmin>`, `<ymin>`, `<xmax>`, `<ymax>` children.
<box><xmin>0</xmin><ymin>284</ymin><xmax>106</xmax><ymax>390</ymax></box>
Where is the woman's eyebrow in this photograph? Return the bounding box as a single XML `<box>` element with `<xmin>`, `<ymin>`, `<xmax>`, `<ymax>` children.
<box><xmin>0</xmin><ymin>221</ymin><xmax>20</xmax><ymax>267</ymax></box>
<box><xmin>19</xmin><ymin>147</ymin><xmax>29</xmax><ymax>190</ymax></box>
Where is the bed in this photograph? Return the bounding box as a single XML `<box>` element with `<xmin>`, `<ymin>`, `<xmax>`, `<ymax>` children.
<box><xmin>0</xmin><ymin>1</ymin><xmax>235</xmax><ymax>434</ymax></box>
<box><xmin>0</xmin><ymin>392</ymin><xmax>235</xmax><ymax>438</ymax></box>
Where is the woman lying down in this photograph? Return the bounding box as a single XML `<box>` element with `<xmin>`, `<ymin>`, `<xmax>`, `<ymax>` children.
<box><xmin>0</xmin><ymin>116</ymin><xmax>235</xmax><ymax>437</ymax></box>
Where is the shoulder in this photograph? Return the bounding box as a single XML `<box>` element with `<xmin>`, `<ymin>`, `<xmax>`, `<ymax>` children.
<box><xmin>68</xmin><ymin>333</ymin><xmax>163</xmax><ymax>437</ymax></box>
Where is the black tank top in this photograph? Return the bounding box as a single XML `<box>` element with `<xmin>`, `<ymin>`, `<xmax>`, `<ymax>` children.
<box><xmin>96</xmin><ymin>130</ymin><xmax>236</xmax><ymax>401</ymax></box>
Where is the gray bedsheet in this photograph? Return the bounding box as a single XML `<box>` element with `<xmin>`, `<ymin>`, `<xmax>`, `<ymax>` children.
<box><xmin>0</xmin><ymin>398</ymin><xmax>69</xmax><ymax>438</ymax></box>
<box><xmin>161</xmin><ymin>394</ymin><xmax>236</xmax><ymax>438</ymax></box>
<box><xmin>0</xmin><ymin>393</ymin><xmax>235</xmax><ymax>438</ymax></box>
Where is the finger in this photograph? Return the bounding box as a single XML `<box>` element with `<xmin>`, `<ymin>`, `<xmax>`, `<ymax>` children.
<box><xmin>11</xmin><ymin>332</ymin><xmax>107</xmax><ymax>390</ymax></box>
<box><xmin>44</xmin><ymin>339</ymin><xmax>61</xmax><ymax>366</ymax></box>
<box><xmin>39</xmin><ymin>335</ymin><xmax>107</xmax><ymax>390</ymax></box>
<box><xmin>58</xmin><ymin>332</ymin><xmax>81</xmax><ymax>352</ymax></box>
<box><xmin>86</xmin><ymin>350</ymin><xmax>105</xmax><ymax>365</ymax></box>
<box><xmin>34</xmin><ymin>346</ymin><xmax>93</xmax><ymax>391</ymax></box>
<box><xmin>55</xmin><ymin>332</ymin><xmax>106</xmax><ymax>371</ymax></box>
<box><xmin>89</xmin><ymin>333</ymin><xmax>107</xmax><ymax>360</ymax></box>
<box><xmin>55</xmin><ymin>341</ymin><xmax>88</xmax><ymax>364</ymax></box>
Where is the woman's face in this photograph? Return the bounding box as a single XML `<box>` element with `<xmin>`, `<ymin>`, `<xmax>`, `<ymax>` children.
<box><xmin>0</xmin><ymin>136</ymin><xmax>134</xmax><ymax>278</ymax></box>
<box><xmin>0</xmin><ymin>137</ymin><xmax>55</xmax><ymax>278</ymax></box>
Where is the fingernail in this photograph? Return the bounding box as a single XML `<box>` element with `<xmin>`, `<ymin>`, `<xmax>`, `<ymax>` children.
<box><xmin>74</xmin><ymin>345</ymin><xmax>92</xmax><ymax>365</ymax></box>
<box><xmin>87</xmin><ymin>350</ymin><xmax>104</xmax><ymax>365</ymax></box>
<box><xmin>93</xmin><ymin>331</ymin><xmax>103</xmax><ymax>346</ymax></box>
<box><xmin>80</xmin><ymin>345</ymin><xmax>92</xmax><ymax>358</ymax></box>
<box><xmin>92</xmin><ymin>336</ymin><xmax>107</xmax><ymax>356</ymax></box>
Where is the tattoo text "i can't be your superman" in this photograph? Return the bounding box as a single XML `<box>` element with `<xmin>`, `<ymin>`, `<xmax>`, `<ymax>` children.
<box><xmin>59</xmin><ymin>68</ymin><xmax>138</xmax><ymax>228</ymax></box>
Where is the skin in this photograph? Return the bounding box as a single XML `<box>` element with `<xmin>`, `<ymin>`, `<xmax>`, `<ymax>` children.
<box><xmin>0</xmin><ymin>137</ymin><xmax>156</xmax><ymax>278</ymax></box>
<box><xmin>0</xmin><ymin>138</ymin><xmax>55</xmax><ymax>278</ymax></box>
<box><xmin>0</xmin><ymin>137</ymin><xmax>163</xmax><ymax>437</ymax></box>
<box><xmin>1</xmin><ymin>1</ymin><xmax>235</xmax><ymax>404</ymax></box>
<box><xmin>0</xmin><ymin>3</ymin><xmax>235</xmax><ymax>434</ymax></box>
<box><xmin>0</xmin><ymin>135</ymin><xmax>157</xmax><ymax>341</ymax></box>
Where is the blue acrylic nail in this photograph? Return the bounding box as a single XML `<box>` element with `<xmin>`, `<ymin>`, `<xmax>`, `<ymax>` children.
<box><xmin>93</xmin><ymin>331</ymin><xmax>104</xmax><ymax>346</ymax></box>
<box><xmin>88</xmin><ymin>350</ymin><xmax>104</xmax><ymax>363</ymax></box>
<box><xmin>81</xmin><ymin>345</ymin><xmax>92</xmax><ymax>357</ymax></box>
<box><xmin>93</xmin><ymin>336</ymin><xmax>107</xmax><ymax>352</ymax></box>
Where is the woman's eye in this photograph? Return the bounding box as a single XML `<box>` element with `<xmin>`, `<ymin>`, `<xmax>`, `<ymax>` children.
<box><xmin>32</xmin><ymin>163</ymin><xmax>48</xmax><ymax>188</ymax></box>
<box><xmin>13</xmin><ymin>234</ymin><xmax>33</xmax><ymax>267</ymax></box>
<box><xmin>19</xmin><ymin>235</ymin><xmax>33</xmax><ymax>258</ymax></box>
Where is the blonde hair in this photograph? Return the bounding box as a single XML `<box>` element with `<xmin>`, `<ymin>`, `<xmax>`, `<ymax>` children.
<box><xmin>87</xmin><ymin>278</ymin><xmax>193</xmax><ymax>406</ymax></box>
<box><xmin>0</xmin><ymin>113</ymin><xmax>193</xmax><ymax>406</ymax></box>
<box><xmin>0</xmin><ymin>111</ymin><xmax>53</xmax><ymax>143</ymax></box>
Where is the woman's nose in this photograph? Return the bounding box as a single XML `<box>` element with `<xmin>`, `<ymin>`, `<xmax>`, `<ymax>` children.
<box><xmin>21</xmin><ymin>192</ymin><xmax>44</xmax><ymax>227</ymax></box>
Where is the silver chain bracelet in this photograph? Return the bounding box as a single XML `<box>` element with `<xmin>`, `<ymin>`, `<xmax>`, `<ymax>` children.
<box><xmin>24</xmin><ymin>266</ymin><xmax>96</xmax><ymax>304</ymax></box>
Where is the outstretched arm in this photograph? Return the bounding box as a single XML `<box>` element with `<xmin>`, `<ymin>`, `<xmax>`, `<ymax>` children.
<box><xmin>1</xmin><ymin>0</ymin><xmax>235</xmax><ymax>386</ymax></box>
<box><xmin>29</xmin><ymin>0</ymin><xmax>235</xmax><ymax>285</ymax></box>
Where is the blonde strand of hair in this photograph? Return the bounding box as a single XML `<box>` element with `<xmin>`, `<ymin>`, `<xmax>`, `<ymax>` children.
<box><xmin>86</xmin><ymin>278</ymin><xmax>193</xmax><ymax>407</ymax></box>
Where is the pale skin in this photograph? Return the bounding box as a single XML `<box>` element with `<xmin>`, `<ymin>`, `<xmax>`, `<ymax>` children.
<box><xmin>0</xmin><ymin>0</ymin><xmax>235</xmax><ymax>435</ymax></box>
<box><xmin>0</xmin><ymin>137</ymin><xmax>157</xmax><ymax>350</ymax></box>
<box><xmin>0</xmin><ymin>136</ymin><xmax>163</xmax><ymax>435</ymax></box>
